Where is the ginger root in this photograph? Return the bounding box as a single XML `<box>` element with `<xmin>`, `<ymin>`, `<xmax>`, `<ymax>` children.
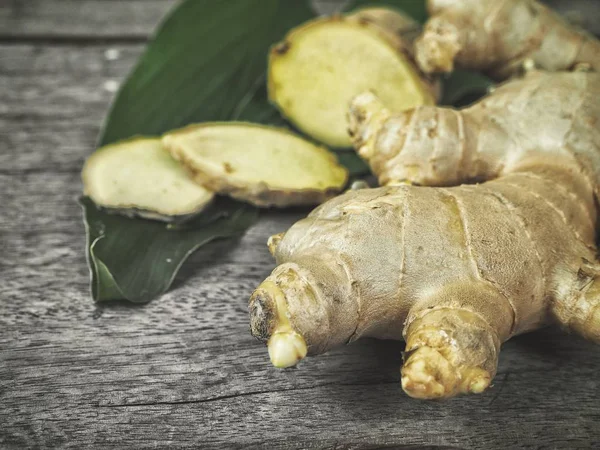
<box><xmin>268</xmin><ymin>8</ymin><xmax>437</xmax><ymax>148</ymax></box>
<box><xmin>415</xmin><ymin>0</ymin><xmax>600</xmax><ymax>79</ymax></box>
<box><xmin>249</xmin><ymin>71</ymin><xmax>600</xmax><ymax>399</ymax></box>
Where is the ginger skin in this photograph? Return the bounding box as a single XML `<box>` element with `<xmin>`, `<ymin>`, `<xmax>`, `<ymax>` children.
<box><xmin>415</xmin><ymin>0</ymin><xmax>600</xmax><ymax>79</ymax></box>
<box><xmin>249</xmin><ymin>71</ymin><xmax>600</xmax><ymax>399</ymax></box>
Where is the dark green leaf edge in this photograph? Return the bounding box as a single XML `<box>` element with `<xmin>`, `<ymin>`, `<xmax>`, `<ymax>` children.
<box><xmin>91</xmin><ymin>241</ymin><xmax>126</xmax><ymax>301</ymax></box>
<box><xmin>110</xmin><ymin>206</ymin><xmax>258</xmax><ymax>304</ymax></box>
<box><xmin>80</xmin><ymin>196</ymin><xmax>258</xmax><ymax>303</ymax></box>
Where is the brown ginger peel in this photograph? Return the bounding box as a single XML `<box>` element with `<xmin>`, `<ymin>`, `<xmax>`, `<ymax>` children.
<box><xmin>250</xmin><ymin>71</ymin><xmax>600</xmax><ymax>400</ymax></box>
<box><xmin>415</xmin><ymin>0</ymin><xmax>600</xmax><ymax>79</ymax></box>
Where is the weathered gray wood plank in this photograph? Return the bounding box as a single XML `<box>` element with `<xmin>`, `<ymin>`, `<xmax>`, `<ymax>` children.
<box><xmin>1</xmin><ymin>0</ymin><xmax>598</xmax><ymax>40</ymax></box>
<box><xmin>0</xmin><ymin>0</ymin><xmax>176</xmax><ymax>40</ymax></box>
<box><xmin>2</xmin><ymin>0</ymin><xmax>600</xmax><ymax>448</ymax></box>
<box><xmin>0</xmin><ymin>44</ymin><xmax>143</xmax><ymax>173</ymax></box>
<box><xmin>0</xmin><ymin>0</ymin><xmax>348</xmax><ymax>41</ymax></box>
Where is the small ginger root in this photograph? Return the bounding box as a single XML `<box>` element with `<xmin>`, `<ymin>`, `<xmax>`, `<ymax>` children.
<box><xmin>268</xmin><ymin>8</ymin><xmax>437</xmax><ymax>148</ymax></box>
<box><xmin>415</xmin><ymin>0</ymin><xmax>600</xmax><ymax>79</ymax></box>
<box><xmin>254</xmin><ymin>281</ymin><xmax>308</xmax><ymax>368</ymax></box>
<box><xmin>162</xmin><ymin>122</ymin><xmax>348</xmax><ymax>208</ymax></box>
<box><xmin>249</xmin><ymin>71</ymin><xmax>600</xmax><ymax>399</ymax></box>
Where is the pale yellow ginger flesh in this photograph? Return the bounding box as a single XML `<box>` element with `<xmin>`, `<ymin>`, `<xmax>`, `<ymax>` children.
<box><xmin>162</xmin><ymin>123</ymin><xmax>348</xmax><ymax>208</ymax></box>
<box><xmin>82</xmin><ymin>138</ymin><xmax>214</xmax><ymax>220</ymax></box>
<box><xmin>259</xmin><ymin>281</ymin><xmax>308</xmax><ymax>368</ymax></box>
<box><xmin>268</xmin><ymin>8</ymin><xmax>436</xmax><ymax>148</ymax></box>
<box><xmin>415</xmin><ymin>0</ymin><xmax>600</xmax><ymax>79</ymax></box>
<box><xmin>250</xmin><ymin>71</ymin><xmax>600</xmax><ymax>400</ymax></box>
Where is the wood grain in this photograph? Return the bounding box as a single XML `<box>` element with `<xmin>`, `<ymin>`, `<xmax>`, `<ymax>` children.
<box><xmin>0</xmin><ymin>0</ymin><xmax>348</xmax><ymax>41</ymax></box>
<box><xmin>1</xmin><ymin>0</ymin><xmax>600</xmax><ymax>448</ymax></box>
<box><xmin>1</xmin><ymin>0</ymin><xmax>598</xmax><ymax>41</ymax></box>
<box><xmin>0</xmin><ymin>44</ymin><xmax>143</xmax><ymax>173</ymax></box>
<box><xmin>0</xmin><ymin>0</ymin><xmax>175</xmax><ymax>41</ymax></box>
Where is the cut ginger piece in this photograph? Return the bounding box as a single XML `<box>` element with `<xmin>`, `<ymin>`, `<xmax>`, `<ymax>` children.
<box><xmin>268</xmin><ymin>8</ymin><xmax>437</xmax><ymax>148</ymax></box>
<box><xmin>162</xmin><ymin>123</ymin><xmax>348</xmax><ymax>208</ymax></box>
<box><xmin>82</xmin><ymin>138</ymin><xmax>214</xmax><ymax>221</ymax></box>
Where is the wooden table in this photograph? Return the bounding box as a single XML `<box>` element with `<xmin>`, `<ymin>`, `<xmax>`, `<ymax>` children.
<box><xmin>1</xmin><ymin>1</ymin><xmax>599</xmax><ymax>448</ymax></box>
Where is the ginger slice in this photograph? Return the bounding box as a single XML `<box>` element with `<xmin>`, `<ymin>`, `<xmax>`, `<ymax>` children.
<box><xmin>268</xmin><ymin>8</ymin><xmax>437</xmax><ymax>148</ymax></box>
<box><xmin>162</xmin><ymin>123</ymin><xmax>348</xmax><ymax>208</ymax></box>
<box><xmin>82</xmin><ymin>138</ymin><xmax>214</xmax><ymax>221</ymax></box>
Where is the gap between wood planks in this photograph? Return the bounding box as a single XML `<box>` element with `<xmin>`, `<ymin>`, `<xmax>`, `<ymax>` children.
<box><xmin>0</xmin><ymin>35</ymin><xmax>150</xmax><ymax>45</ymax></box>
<box><xmin>0</xmin><ymin>0</ymin><xmax>350</xmax><ymax>43</ymax></box>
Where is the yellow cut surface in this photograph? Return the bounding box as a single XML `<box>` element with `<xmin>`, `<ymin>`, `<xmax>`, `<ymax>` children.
<box><xmin>269</xmin><ymin>19</ymin><xmax>434</xmax><ymax>148</ymax></box>
<box><xmin>82</xmin><ymin>138</ymin><xmax>213</xmax><ymax>218</ymax></box>
<box><xmin>162</xmin><ymin>123</ymin><xmax>348</xmax><ymax>206</ymax></box>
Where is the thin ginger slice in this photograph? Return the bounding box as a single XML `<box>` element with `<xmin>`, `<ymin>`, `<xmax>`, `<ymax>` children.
<box><xmin>268</xmin><ymin>8</ymin><xmax>437</xmax><ymax>148</ymax></box>
<box><xmin>82</xmin><ymin>138</ymin><xmax>214</xmax><ymax>221</ymax></box>
<box><xmin>162</xmin><ymin>123</ymin><xmax>348</xmax><ymax>208</ymax></box>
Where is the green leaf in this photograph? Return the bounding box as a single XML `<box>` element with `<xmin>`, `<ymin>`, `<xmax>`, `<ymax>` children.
<box><xmin>343</xmin><ymin>0</ymin><xmax>427</xmax><ymax>23</ymax></box>
<box><xmin>441</xmin><ymin>70</ymin><xmax>494</xmax><ymax>107</ymax></box>
<box><xmin>85</xmin><ymin>0</ymin><xmax>317</xmax><ymax>303</ymax></box>
<box><xmin>337</xmin><ymin>152</ymin><xmax>370</xmax><ymax>176</ymax></box>
<box><xmin>98</xmin><ymin>0</ymin><xmax>315</xmax><ymax>146</ymax></box>
<box><xmin>81</xmin><ymin>197</ymin><xmax>258</xmax><ymax>303</ymax></box>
